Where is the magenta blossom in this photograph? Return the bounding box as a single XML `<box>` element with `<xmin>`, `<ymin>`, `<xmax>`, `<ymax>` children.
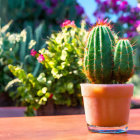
<box><xmin>95</xmin><ymin>0</ymin><xmax>101</xmax><ymax>3</ymax></box>
<box><xmin>75</xmin><ymin>5</ymin><xmax>84</xmax><ymax>15</ymax></box>
<box><xmin>131</xmin><ymin>7</ymin><xmax>140</xmax><ymax>13</ymax></box>
<box><xmin>119</xmin><ymin>1</ymin><xmax>128</xmax><ymax>11</ymax></box>
<box><xmin>119</xmin><ymin>16</ymin><xmax>136</xmax><ymax>24</ymax></box>
<box><xmin>51</xmin><ymin>0</ymin><xmax>58</xmax><ymax>7</ymax></box>
<box><xmin>61</xmin><ymin>20</ymin><xmax>76</xmax><ymax>28</ymax></box>
<box><xmin>30</xmin><ymin>49</ymin><xmax>37</xmax><ymax>56</ymax></box>
<box><xmin>127</xmin><ymin>31</ymin><xmax>139</xmax><ymax>38</ymax></box>
<box><xmin>35</xmin><ymin>0</ymin><xmax>44</xmax><ymax>5</ymax></box>
<box><xmin>135</xmin><ymin>20</ymin><xmax>140</xmax><ymax>28</ymax></box>
<box><xmin>47</xmin><ymin>8</ymin><xmax>53</xmax><ymax>14</ymax></box>
<box><xmin>37</xmin><ymin>54</ymin><xmax>45</xmax><ymax>63</ymax></box>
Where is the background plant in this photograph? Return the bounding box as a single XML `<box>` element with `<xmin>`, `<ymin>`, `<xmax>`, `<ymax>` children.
<box><xmin>1</xmin><ymin>0</ymin><xmax>85</xmax><ymax>36</ymax></box>
<box><xmin>8</xmin><ymin>20</ymin><xmax>87</xmax><ymax>116</ymax></box>
<box><xmin>127</xmin><ymin>74</ymin><xmax>140</xmax><ymax>98</ymax></box>
<box><xmin>0</xmin><ymin>20</ymin><xmax>46</xmax><ymax>95</ymax></box>
<box><xmin>37</xmin><ymin>20</ymin><xmax>87</xmax><ymax>106</ymax></box>
<box><xmin>8</xmin><ymin>65</ymin><xmax>51</xmax><ymax>116</ymax></box>
<box><xmin>0</xmin><ymin>21</ymin><xmax>23</xmax><ymax>94</ymax></box>
<box><xmin>94</xmin><ymin>0</ymin><xmax>140</xmax><ymax>38</ymax></box>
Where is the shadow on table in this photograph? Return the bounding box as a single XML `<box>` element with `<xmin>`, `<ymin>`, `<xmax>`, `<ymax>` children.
<box><xmin>127</xmin><ymin>130</ymin><xmax>140</xmax><ymax>135</ymax></box>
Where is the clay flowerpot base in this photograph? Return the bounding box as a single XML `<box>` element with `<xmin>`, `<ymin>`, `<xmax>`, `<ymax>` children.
<box><xmin>81</xmin><ymin>84</ymin><xmax>133</xmax><ymax>134</ymax></box>
<box><xmin>87</xmin><ymin>124</ymin><xmax>128</xmax><ymax>134</ymax></box>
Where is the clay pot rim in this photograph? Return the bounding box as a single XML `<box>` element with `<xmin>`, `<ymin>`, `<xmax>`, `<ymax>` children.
<box><xmin>80</xmin><ymin>83</ymin><xmax>134</xmax><ymax>87</ymax></box>
<box><xmin>80</xmin><ymin>83</ymin><xmax>134</xmax><ymax>97</ymax></box>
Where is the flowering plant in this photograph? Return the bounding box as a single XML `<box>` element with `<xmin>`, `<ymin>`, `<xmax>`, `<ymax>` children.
<box><xmin>32</xmin><ymin>20</ymin><xmax>87</xmax><ymax>106</ymax></box>
<box><xmin>4</xmin><ymin>0</ymin><xmax>84</xmax><ymax>35</ymax></box>
<box><xmin>8</xmin><ymin>65</ymin><xmax>51</xmax><ymax>116</ymax></box>
<box><xmin>1</xmin><ymin>21</ymin><xmax>46</xmax><ymax>95</ymax></box>
<box><xmin>0</xmin><ymin>21</ymin><xmax>29</xmax><ymax>94</ymax></box>
<box><xmin>8</xmin><ymin>20</ymin><xmax>87</xmax><ymax>115</ymax></box>
<box><xmin>94</xmin><ymin>0</ymin><xmax>140</xmax><ymax>38</ymax></box>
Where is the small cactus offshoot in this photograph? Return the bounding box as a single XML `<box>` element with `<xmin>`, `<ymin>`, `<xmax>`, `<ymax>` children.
<box><xmin>84</xmin><ymin>20</ymin><xmax>134</xmax><ymax>84</ymax></box>
<box><xmin>114</xmin><ymin>39</ymin><xmax>134</xmax><ymax>83</ymax></box>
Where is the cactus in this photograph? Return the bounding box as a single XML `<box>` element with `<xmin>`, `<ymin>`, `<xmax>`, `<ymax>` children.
<box><xmin>84</xmin><ymin>20</ymin><xmax>134</xmax><ymax>84</ymax></box>
<box><xmin>114</xmin><ymin>39</ymin><xmax>134</xmax><ymax>83</ymax></box>
<box><xmin>84</xmin><ymin>20</ymin><xmax>115</xmax><ymax>84</ymax></box>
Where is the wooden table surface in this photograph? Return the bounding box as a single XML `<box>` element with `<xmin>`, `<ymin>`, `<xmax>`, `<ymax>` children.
<box><xmin>0</xmin><ymin>109</ymin><xmax>140</xmax><ymax>140</ymax></box>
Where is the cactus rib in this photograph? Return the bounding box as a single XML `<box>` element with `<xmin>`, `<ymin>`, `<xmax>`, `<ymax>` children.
<box><xmin>84</xmin><ymin>20</ymin><xmax>134</xmax><ymax>84</ymax></box>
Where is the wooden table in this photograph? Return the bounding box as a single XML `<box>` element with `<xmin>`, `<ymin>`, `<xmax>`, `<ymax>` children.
<box><xmin>0</xmin><ymin>109</ymin><xmax>140</xmax><ymax>140</ymax></box>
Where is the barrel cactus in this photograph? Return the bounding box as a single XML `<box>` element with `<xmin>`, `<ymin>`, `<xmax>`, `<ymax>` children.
<box><xmin>84</xmin><ymin>20</ymin><xmax>134</xmax><ymax>84</ymax></box>
<box><xmin>114</xmin><ymin>39</ymin><xmax>134</xmax><ymax>83</ymax></box>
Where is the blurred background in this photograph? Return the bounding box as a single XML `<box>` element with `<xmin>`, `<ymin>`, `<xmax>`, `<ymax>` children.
<box><xmin>0</xmin><ymin>0</ymin><xmax>140</xmax><ymax>117</ymax></box>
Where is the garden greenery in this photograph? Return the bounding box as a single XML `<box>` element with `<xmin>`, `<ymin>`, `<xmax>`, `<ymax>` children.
<box><xmin>2</xmin><ymin>0</ymin><xmax>84</xmax><ymax>35</ymax></box>
<box><xmin>94</xmin><ymin>0</ymin><xmax>140</xmax><ymax>38</ymax></box>
<box><xmin>0</xmin><ymin>21</ymin><xmax>26</xmax><ymax>94</ymax></box>
<box><xmin>8</xmin><ymin>20</ymin><xmax>87</xmax><ymax>115</ymax></box>
<box><xmin>0</xmin><ymin>21</ymin><xmax>46</xmax><ymax>95</ymax></box>
<box><xmin>8</xmin><ymin>65</ymin><xmax>50</xmax><ymax>116</ymax></box>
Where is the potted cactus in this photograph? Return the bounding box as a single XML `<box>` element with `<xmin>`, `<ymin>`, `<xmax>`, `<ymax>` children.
<box><xmin>81</xmin><ymin>20</ymin><xmax>134</xmax><ymax>133</ymax></box>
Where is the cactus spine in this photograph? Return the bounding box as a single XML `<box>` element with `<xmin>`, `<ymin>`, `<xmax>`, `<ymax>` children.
<box><xmin>84</xmin><ymin>20</ymin><xmax>134</xmax><ymax>84</ymax></box>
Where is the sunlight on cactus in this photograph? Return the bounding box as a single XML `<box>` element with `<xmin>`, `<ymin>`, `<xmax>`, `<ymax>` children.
<box><xmin>84</xmin><ymin>20</ymin><xmax>134</xmax><ymax>84</ymax></box>
<box><xmin>114</xmin><ymin>39</ymin><xmax>134</xmax><ymax>83</ymax></box>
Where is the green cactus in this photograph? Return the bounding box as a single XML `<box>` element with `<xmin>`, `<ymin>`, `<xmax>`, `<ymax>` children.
<box><xmin>84</xmin><ymin>20</ymin><xmax>134</xmax><ymax>84</ymax></box>
<box><xmin>84</xmin><ymin>22</ymin><xmax>115</xmax><ymax>84</ymax></box>
<box><xmin>114</xmin><ymin>39</ymin><xmax>134</xmax><ymax>83</ymax></box>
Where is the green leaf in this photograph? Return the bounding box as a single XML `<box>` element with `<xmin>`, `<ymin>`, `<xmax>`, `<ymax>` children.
<box><xmin>39</xmin><ymin>97</ymin><xmax>47</xmax><ymax>105</ymax></box>
<box><xmin>37</xmin><ymin>90</ymin><xmax>43</xmax><ymax>96</ymax></box>
<box><xmin>61</xmin><ymin>50</ymin><xmax>67</xmax><ymax>60</ymax></box>
<box><xmin>42</xmin><ymin>87</ymin><xmax>47</xmax><ymax>94</ymax></box>
<box><xmin>37</xmin><ymin>73</ymin><xmax>46</xmax><ymax>83</ymax></box>
<box><xmin>67</xmin><ymin>82</ymin><xmax>74</xmax><ymax>90</ymax></box>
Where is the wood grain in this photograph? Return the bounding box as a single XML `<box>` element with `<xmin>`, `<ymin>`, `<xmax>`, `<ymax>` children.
<box><xmin>0</xmin><ymin>109</ymin><xmax>140</xmax><ymax>140</ymax></box>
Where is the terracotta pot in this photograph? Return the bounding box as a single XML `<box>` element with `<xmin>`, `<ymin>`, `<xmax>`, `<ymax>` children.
<box><xmin>81</xmin><ymin>84</ymin><xmax>134</xmax><ymax>133</ymax></box>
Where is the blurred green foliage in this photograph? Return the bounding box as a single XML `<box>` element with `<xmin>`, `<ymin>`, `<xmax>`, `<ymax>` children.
<box><xmin>8</xmin><ymin>21</ymin><xmax>87</xmax><ymax>115</ymax></box>
<box><xmin>0</xmin><ymin>21</ymin><xmax>23</xmax><ymax>93</ymax></box>
<box><xmin>0</xmin><ymin>21</ymin><xmax>46</xmax><ymax>94</ymax></box>
<box><xmin>1</xmin><ymin>0</ymin><xmax>84</xmax><ymax>36</ymax></box>
<box><xmin>39</xmin><ymin>21</ymin><xmax>87</xmax><ymax>106</ymax></box>
<box><xmin>128</xmin><ymin>74</ymin><xmax>140</xmax><ymax>98</ymax></box>
<box><xmin>8</xmin><ymin>65</ymin><xmax>50</xmax><ymax>116</ymax></box>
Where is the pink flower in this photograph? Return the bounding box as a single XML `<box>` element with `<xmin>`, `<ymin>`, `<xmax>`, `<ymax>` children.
<box><xmin>75</xmin><ymin>5</ymin><xmax>84</xmax><ymax>15</ymax></box>
<box><xmin>127</xmin><ymin>31</ymin><xmax>138</xmax><ymax>38</ymax></box>
<box><xmin>95</xmin><ymin>0</ymin><xmax>101</xmax><ymax>3</ymax></box>
<box><xmin>119</xmin><ymin>16</ymin><xmax>136</xmax><ymax>24</ymax></box>
<box><xmin>131</xmin><ymin>7</ymin><xmax>140</xmax><ymax>13</ymax></box>
<box><xmin>37</xmin><ymin>54</ymin><xmax>45</xmax><ymax>63</ymax></box>
<box><xmin>30</xmin><ymin>49</ymin><xmax>37</xmax><ymax>56</ymax></box>
<box><xmin>61</xmin><ymin>20</ymin><xmax>76</xmax><ymax>28</ymax></box>
<box><xmin>119</xmin><ymin>1</ymin><xmax>128</xmax><ymax>11</ymax></box>
<box><xmin>135</xmin><ymin>20</ymin><xmax>140</xmax><ymax>28</ymax></box>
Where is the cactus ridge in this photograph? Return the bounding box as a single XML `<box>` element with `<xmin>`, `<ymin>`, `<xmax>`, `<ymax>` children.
<box><xmin>114</xmin><ymin>39</ymin><xmax>134</xmax><ymax>83</ymax></box>
<box><xmin>84</xmin><ymin>20</ymin><xmax>134</xmax><ymax>84</ymax></box>
<box><xmin>84</xmin><ymin>24</ymin><xmax>115</xmax><ymax>83</ymax></box>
